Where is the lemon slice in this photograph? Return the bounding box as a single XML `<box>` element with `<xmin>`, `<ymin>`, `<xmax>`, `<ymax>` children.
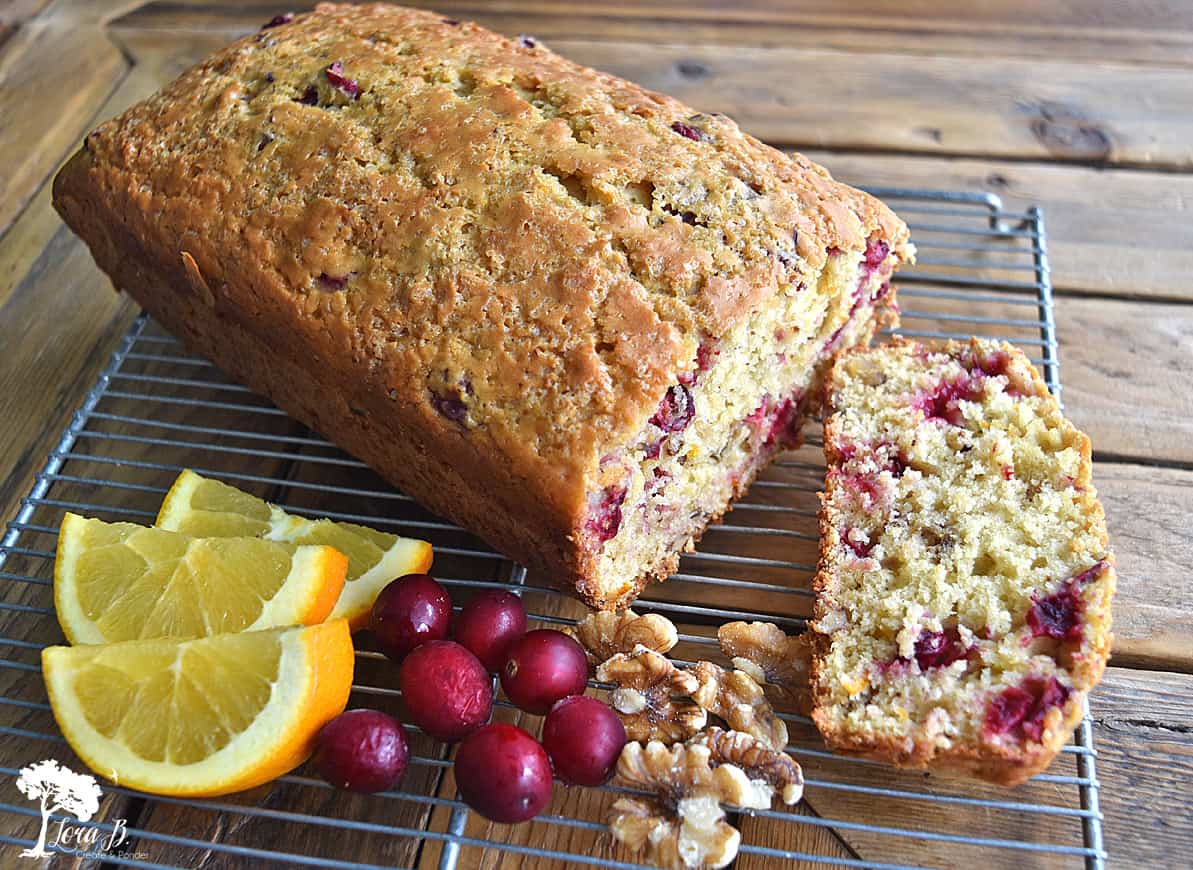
<box><xmin>43</xmin><ymin>621</ymin><xmax>354</xmax><ymax>796</ymax></box>
<box><xmin>54</xmin><ymin>513</ymin><xmax>348</xmax><ymax>644</ymax></box>
<box><xmin>156</xmin><ymin>470</ymin><xmax>432</xmax><ymax>629</ymax></box>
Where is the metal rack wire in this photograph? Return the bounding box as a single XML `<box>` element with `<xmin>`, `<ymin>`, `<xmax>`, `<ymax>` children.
<box><xmin>0</xmin><ymin>190</ymin><xmax>1105</xmax><ymax>868</ymax></box>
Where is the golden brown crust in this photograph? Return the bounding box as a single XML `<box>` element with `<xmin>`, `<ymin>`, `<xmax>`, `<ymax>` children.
<box><xmin>810</xmin><ymin>337</ymin><xmax>1115</xmax><ymax>787</ymax></box>
<box><xmin>53</xmin><ymin>2</ymin><xmax>908</xmax><ymax>608</ymax></box>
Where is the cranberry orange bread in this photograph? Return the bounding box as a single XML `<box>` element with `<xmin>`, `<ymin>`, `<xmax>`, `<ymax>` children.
<box><xmin>52</xmin><ymin>3</ymin><xmax>910</xmax><ymax>610</ymax></box>
<box><xmin>811</xmin><ymin>338</ymin><xmax>1114</xmax><ymax>785</ymax></box>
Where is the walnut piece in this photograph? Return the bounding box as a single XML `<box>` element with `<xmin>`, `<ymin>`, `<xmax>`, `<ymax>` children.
<box><xmin>717</xmin><ymin>621</ymin><xmax>810</xmax><ymax>712</ymax></box>
<box><xmin>609</xmin><ymin>741</ymin><xmax>741</xmax><ymax>869</ymax></box>
<box><xmin>692</xmin><ymin>661</ymin><xmax>788</xmax><ymax>750</ymax></box>
<box><xmin>571</xmin><ymin>609</ymin><xmax>678</xmax><ymax>664</ymax></box>
<box><xmin>692</xmin><ymin>727</ymin><xmax>804</xmax><ymax>806</ymax></box>
<box><xmin>597</xmin><ymin>645</ymin><xmax>706</xmax><ymax>743</ymax></box>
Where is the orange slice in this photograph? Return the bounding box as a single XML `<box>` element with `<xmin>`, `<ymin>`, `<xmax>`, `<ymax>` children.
<box><xmin>43</xmin><ymin>621</ymin><xmax>354</xmax><ymax>797</ymax></box>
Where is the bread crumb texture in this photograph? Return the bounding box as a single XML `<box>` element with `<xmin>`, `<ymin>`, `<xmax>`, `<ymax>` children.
<box><xmin>812</xmin><ymin>338</ymin><xmax>1114</xmax><ymax>784</ymax></box>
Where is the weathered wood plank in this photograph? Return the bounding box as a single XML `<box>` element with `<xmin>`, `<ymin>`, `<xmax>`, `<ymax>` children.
<box><xmin>811</xmin><ymin>150</ymin><xmax>1193</xmax><ymax>302</ymax></box>
<box><xmin>0</xmin><ymin>11</ymin><xmax>126</xmax><ymax>236</ymax></box>
<box><xmin>1094</xmin><ymin>464</ymin><xmax>1193</xmax><ymax>671</ymax></box>
<box><xmin>1058</xmin><ymin>296</ymin><xmax>1193</xmax><ymax>467</ymax></box>
<box><xmin>117</xmin><ymin>0</ymin><xmax>1193</xmax><ymax>66</ymax></box>
<box><xmin>1088</xmin><ymin>667</ymin><xmax>1193</xmax><ymax>869</ymax></box>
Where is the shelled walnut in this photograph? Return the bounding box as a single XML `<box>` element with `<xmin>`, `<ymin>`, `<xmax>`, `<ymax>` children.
<box><xmin>692</xmin><ymin>661</ymin><xmax>788</xmax><ymax>750</ymax></box>
<box><xmin>608</xmin><ymin>740</ymin><xmax>741</xmax><ymax>869</ymax></box>
<box><xmin>597</xmin><ymin>645</ymin><xmax>706</xmax><ymax>743</ymax></box>
<box><xmin>570</xmin><ymin>609</ymin><xmax>679</xmax><ymax>664</ymax></box>
<box><xmin>691</xmin><ymin>727</ymin><xmax>804</xmax><ymax>805</ymax></box>
<box><xmin>717</xmin><ymin>621</ymin><xmax>810</xmax><ymax>712</ymax></box>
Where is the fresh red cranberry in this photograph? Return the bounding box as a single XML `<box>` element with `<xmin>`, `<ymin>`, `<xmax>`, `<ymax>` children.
<box><xmin>1026</xmin><ymin>561</ymin><xmax>1105</xmax><ymax>642</ymax></box>
<box><xmin>841</xmin><ymin>528</ymin><xmax>873</xmax><ymax>559</ymax></box>
<box><xmin>399</xmin><ymin>640</ymin><xmax>493</xmax><ymax>742</ymax></box>
<box><xmin>671</xmin><ymin>121</ymin><xmax>703</xmax><ymax>141</ymax></box>
<box><xmin>964</xmin><ymin>349</ymin><xmax>1025</xmax><ymax>397</ymax></box>
<box><xmin>746</xmin><ymin>396</ymin><xmax>770</xmax><ymax>430</ymax></box>
<box><xmin>584</xmin><ymin>485</ymin><xmax>627</xmax><ymax>544</ymax></box>
<box><xmin>1069</xmin><ymin>560</ymin><xmax>1108</xmax><ymax>587</ymax></box>
<box><xmin>912</xmin><ymin>628</ymin><xmax>970</xmax><ymax>670</ymax></box>
<box><xmin>833</xmin><ymin>470</ymin><xmax>884</xmax><ymax>509</ymax></box>
<box><xmin>679</xmin><ymin>341</ymin><xmax>719</xmax><ymax>386</ymax></box>
<box><xmin>542</xmin><ymin>695</ymin><xmax>626</xmax><ymax>786</ymax></box>
<box><xmin>325</xmin><ymin>62</ymin><xmax>361</xmax><ymax>100</ymax></box>
<box><xmin>1027</xmin><ymin>586</ymin><xmax>1083</xmax><ymax>641</ymax></box>
<box><xmin>371</xmin><ymin>574</ymin><xmax>452</xmax><ymax>661</ymax></box>
<box><xmin>455</xmin><ymin>590</ymin><xmax>528</xmax><ymax>671</ymax></box>
<box><xmin>971</xmin><ymin>349</ymin><xmax>1011</xmax><ymax>379</ymax></box>
<box><xmin>314</xmin><ymin>709</ymin><xmax>409</xmax><ymax>793</ymax></box>
<box><xmin>651</xmin><ymin>384</ymin><xmax>695</xmax><ymax>433</ymax></box>
<box><xmin>984</xmin><ymin>676</ymin><xmax>1071</xmax><ymax>742</ymax></box>
<box><xmin>764</xmin><ymin>396</ymin><xmax>802</xmax><ymax>447</ymax></box>
<box><xmin>863</xmin><ymin>237</ymin><xmax>891</xmax><ymax>269</ymax></box>
<box><xmin>501</xmin><ymin>629</ymin><xmax>589</xmax><ymax>715</ymax></box>
<box><xmin>454</xmin><ymin>723</ymin><xmax>553</xmax><ymax>823</ymax></box>
<box><xmin>913</xmin><ymin>376</ymin><xmax>985</xmax><ymax>426</ymax></box>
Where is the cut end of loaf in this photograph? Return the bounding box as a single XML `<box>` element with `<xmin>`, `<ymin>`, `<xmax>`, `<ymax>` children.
<box><xmin>577</xmin><ymin>238</ymin><xmax>903</xmax><ymax>610</ymax></box>
<box><xmin>811</xmin><ymin>337</ymin><xmax>1115</xmax><ymax>784</ymax></box>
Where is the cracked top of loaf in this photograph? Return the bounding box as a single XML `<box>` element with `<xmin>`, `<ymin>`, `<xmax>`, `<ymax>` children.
<box><xmin>56</xmin><ymin>2</ymin><xmax>909</xmax><ymax>521</ymax></box>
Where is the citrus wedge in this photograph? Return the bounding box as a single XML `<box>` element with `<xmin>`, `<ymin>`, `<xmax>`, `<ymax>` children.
<box><xmin>156</xmin><ymin>470</ymin><xmax>433</xmax><ymax>629</ymax></box>
<box><xmin>43</xmin><ymin>620</ymin><xmax>354</xmax><ymax>796</ymax></box>
<box><xmin>54</xmin><ymin>513</ymin><xmax>348</xmax><ymax>644</ymax></box>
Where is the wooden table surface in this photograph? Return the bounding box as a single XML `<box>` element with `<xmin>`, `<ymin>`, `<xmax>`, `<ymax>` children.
<box><xmin>1</xmin><ymin>1</ymin><xmax>1191</xmax><ymax>867</ymax></box>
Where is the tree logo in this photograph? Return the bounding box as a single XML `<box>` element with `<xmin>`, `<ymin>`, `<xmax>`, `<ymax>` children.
<box><xmin>15</xmin><ymin>759</ymin><xmax>103</xmax><ymax>858</ymax></box>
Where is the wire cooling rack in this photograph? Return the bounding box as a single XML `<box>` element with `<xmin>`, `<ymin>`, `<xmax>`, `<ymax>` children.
<box><xmin>0</xmin><ymin>189</ymin><xmax>1106</xmax><ymax>868</ymax></box>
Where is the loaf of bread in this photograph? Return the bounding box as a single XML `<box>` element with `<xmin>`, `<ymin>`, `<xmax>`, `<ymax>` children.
<box><xmin>811</xmin><ymin>338</ymin><xmax>1114</xmax><ymax>784</ymax></box>
<box><xmin>53</xmin><ymin>3</ymin><xmax>910</xmax><ymax>609</ymax></box>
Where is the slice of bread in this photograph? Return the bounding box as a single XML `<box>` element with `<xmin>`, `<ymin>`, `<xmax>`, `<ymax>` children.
<box><xmin>811</xmin><ymin>337</ymin><xmax>1114</xmax><ymax>785</ymax></box>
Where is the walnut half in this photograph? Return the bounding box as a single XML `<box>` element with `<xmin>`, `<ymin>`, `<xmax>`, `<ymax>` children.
<box><xmin>609</xmin><ymin>741</ymin><xmax>741</xmax><ymax>870</ymax></box>
<box><xmin>571</xmin><ymin>609</ymin><xmax>679</xmax><ymax>664</ymax></box>
<box><xmin>692</xmin><ymin>661</ymin><xmax>788</xmax><ymax>750</ymax></box>
<box><xmin>717</xmin><ymin>621</ymin><xmax>810</xmax><ymax>712</ymax></box>
<box><xmin>597</xmin><ymin>645</ymin><xmax>706</xmax><ymax>743</ymax></box>
<box><xmin>692</xmin><ymin>727</ymin><xmax>804</xmax><ymax>806</ymax></box>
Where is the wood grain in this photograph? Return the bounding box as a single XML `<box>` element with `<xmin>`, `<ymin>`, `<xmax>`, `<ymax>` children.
<box><xmin>1095</xmin><ymin>464</ymin><xmax>1193</xmax><ymax>671</ymax></box>
<box><xmin>1058</xmin><ymin>296</ymin><xmax>1193</xmax><ymax>466</ymax></box>
<box><xmin>810</xmin><ymin>150</ymin><xmax>1193</xmax><ymax>302</ymax></box>
<box><xmin>1089</xmin><ymin>667</ymin><xmax>1193</xmax><ymax>869</ymax></box>
<box><xmin>0</xmin><ymin>5</ymin><xmax>126</xmax><ymax>235</ymax></box>
<box><xmin>119</xmin><ymin>0</ymin><xmax>1193</xmax><ymax>66</ymax></box>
